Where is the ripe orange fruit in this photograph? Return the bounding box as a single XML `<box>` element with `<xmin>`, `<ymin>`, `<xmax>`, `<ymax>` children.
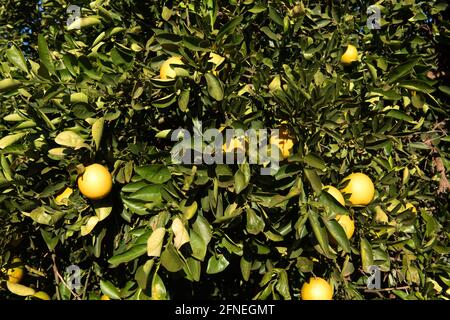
<box><xmin>341</xmin><ymin>44</ymin><xmax>358</xmax><ymax>64</ymax></box>
<box><xmin>77</xmin><ymin>164</ymin><xmax>112</xmax><ymax>200</ymax></box>
<box><xmin>341</xmin><ymin>173</ymin><xmax>375</xmax><ymax>206</ymax></box>
<box><xmin>159</xmin><ymin>56</ymin><xmax>184</xmax><ymax>79</ymax></box>
<box><xmin>100</xmin><ymin>294</ymin><xmax>111</xmax><ymax>300</ymax></box>
<box><xmin>7</xmin><ymin>257</ymin><xmax>24</xmax><ymax>284</ymax></box>
<box><xmin>323</xmin><ymin>185</ymin><xmax>345</xmax><ymax>206</ymax></box>
<box><xmin>301</xmin><ymin>277</ymin><xmax>333</xmax><ymax>300</ymax></box>
<box><xmin>335</xmin><ymin>215</ymin><xmax>355</xmax><ymax>239</ymax></box>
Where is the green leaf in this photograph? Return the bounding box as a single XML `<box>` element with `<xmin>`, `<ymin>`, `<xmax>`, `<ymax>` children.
<box><xmin>0</xmin><ymin>78</ymin><xmax>21</xmax><ymax>93</ymax></box>
<box><xmin>319</xmin><ymin>191</ymin><xmax>348</xmax><ymax>215</ymax></box>
<box><xmin>67</xmin><ymin>16</ymin><xmax>101</xmax><ymax>30</ymax></box>
<box><xmin>275</xmin><ymin>270</ymin><xmax>291</xmax><ymax>300</ymax></box>
<box><xmin>240</xmin><ymin>256</ymin><xmax>252</xmax><ymax>281</ymax></box>
<box><xmin>193</xmin><ymin>213</ymin><xmax>212</xmax><ymax>246</ymax></box>
<box><xmin>360</xmin><ymin>238</ymin><xmax>374</xmax><ymax>273</ymax></box>
<box><xmin>183</xmin><ymin>36</ymin><xmax>210</xmax><ymax>51</ymax></box>
<box><xmin>398</xmin><ymin>80</ymin><xmax>435</xmax><ymax>93</ymax></box>
<box><xmin>386</xmin><ymin>59</ymin><xmax>418</xmax><ymax>84</ymax></box>
<box><xmin>171</xmin><ymin>217</ymin><xmax>190</xmax><ymax>250</ymax></box>
<box><xmin>246</xmin><ymin>208</ymin><xmax>265</xmax><ymax>235</ymax></box>
<box><xmin>190</xmin><ymin>229</ymin><xmax>207</xmax><ymax>261</ymax></box>
<box><xmin>260</xmin><ymin>26</ymin><xmax>281</xmax><ymax>41</ymax></box>
<box><xmin>268</xmin><ymin>6</ymin><xmax>283</xmax><ymax>26</ymax></box>
<box><xmin>324</xmin><ymin>219</ymin><xmax>351</xmax><ymax>253</ymax></box>
<box><xmin>6</xmin><ymin>282</ymin><xmax>35</xmax><ymax>296</ymax></box>
<box><xmin>6</xmin><ymin>44</ymin><xmax>28</xmax><ymax>73</ymax></box>
<box><xmin>216</xmin><ymin>15</ymin><xmax>243</xmax><ymax>41</ymax></box>
<box><xmin>303</xmin><ymin>153</ymin><xmax>326</xmax><ymax>170</ymax></box>
<box><xmin>308</xmin><ymin>210</ymin><xmax>330</xmax><ymax>256</ymax></box>
<box><xmin>0</xmin><ymin>132</ymin><xmax>26</xmax><ymax>149</ymax></box>
<box><xmin>70</xmin><ymin>92</ymin><xmax>88</xmax><ymax>104</ymax></box>
<box><xmin>135</xmin><ymin>165</ymin><xmax>171</xmax><ymax>184</ymax></box>
<box><xmin>249</xmin><ymin>4</ymin><xmax>267</xmax><ymax>14</ymax></box>
<box><xmin>128</xmin><ymin>185</ymin><xmax>162</xmax><ymax>202</ymax></box>
<box><xmin>40</xmin><ymin>229</ymin><xmax>59</xmax><ymax>251</ymax></box>
<box><xmin>205</xmin><ymin>73</ymin><xmax>224</xmax><ymax>101</ymax></box>
<box><xmin>92</xmin><ymin>117</ymin><xmax>104</xmax><ymax>150</ymax></box>
<box><xmin>135</xmin><ymin>260</ymin><xmax>154</xmax><ymax>290</ymax></box>
<box><xmin>100</xmin><ymin>280</ymin><xmax>121</xmax><ymax>300</ymax></box>
<box><xmin>178</xmin><ymin>89</ymin><xmax>190</xmax><ymax>112</ymax></box>
<box><xmin>108</xmin><ymin>244</ymin><xmax>147</xmax><ymax>266</ymax></box>
<box><xmin>147</xmin><ymin>228</ymin><xmax>166</xmax><ymax>257</ymax></box>
<box><xmin>38</xmin><ymin>34</ymin><xmax>55</xmax><ymax>75</ymax></box>
<box><xmin>185</xmin><ymin>257</ymin><xmax>201</xmax><ymax>282</ymax></box>
<box><xmin>161</xmin><ymin>244</ymin><xmax>184</xmax><ymax>272</ymax></box>
<box><xmin>151</xmin><ymin>273</ymin><xmax>167</xmax><ymax>300</ymax></box>
<box><xmin>385</xmin><ymin>110</ymin><xmax>414</xmax><ymax>123</ymax></box>
<box><xmin>93</xmin><ymin>201</ymin><xmax>112</xmax><ymax>221</ymax></box>
<box><xmin>54</xmin><ymin>131</ymin><xmax>85</xmax><ymax>148</ymax></box>
<box><xmin>234</xmin><ymin>169</ymin><xmax>248</xmax><ymax>194</ymax></box>
<box><xmin>304</xmin><ymin>168</ymin><xmax>322</xmax><ymax>194</ymax></box>
<box><xmin>438</xmin><ymin>85</ymin><xmax>450</xmax><ymax>97</ymax></box>
<box><xmin>206</xmin><ymin>254</ymin><xmax>229</xmax><ymax>274</ymax></box>
<box><xmin>122</xmin><ymin>181</ymin><xmax>149</xmax><ymax>193</ymax></box>
<box><xmin>161</xmin><ymin>6</ymin><xmax>172</xmax><ymax>21</ymax></box>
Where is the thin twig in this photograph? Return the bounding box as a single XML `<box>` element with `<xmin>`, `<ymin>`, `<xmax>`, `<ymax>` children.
<box><xmin>356</xmin><ymin>285</ymin><xmax>411</xmax><ymax>292</ymax></box>
<box><xmin>82</xmin><ymin>268</ymin><xmax>91</xmax><ymax>300</ymax></box>
<box><xmin>51</xmin><ymin>254</ymin><xmax>81</xmax><ymax>300</ymax></box>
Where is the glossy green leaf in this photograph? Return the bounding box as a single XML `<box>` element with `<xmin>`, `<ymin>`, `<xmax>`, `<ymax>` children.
<box><xmin>204</xmin><ymin>73</ymin><xmax>224</xmax><ymax>101</ymax></box>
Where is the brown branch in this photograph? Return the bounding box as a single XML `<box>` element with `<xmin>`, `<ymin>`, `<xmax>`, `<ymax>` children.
<box><xmin>364</xmin><ymin>285</ymin><xmax>411</xmax><ymax>292</ymax></box>
<box><xmin>51</xmin><ymin>254</ymin><xmax>81</xmax><ymax>300</ymax></box>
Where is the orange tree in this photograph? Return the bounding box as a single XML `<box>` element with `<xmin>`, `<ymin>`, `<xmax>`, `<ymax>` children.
<box><xmin>0</xmin><ymin>0</ymin><xmax>449</xmax><ymax>300</ymax></box>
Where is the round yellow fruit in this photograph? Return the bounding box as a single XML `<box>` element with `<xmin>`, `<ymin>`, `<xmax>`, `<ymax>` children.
<box><xmin>77</xmin><ymin>164</ymin><xmax>113</xmax><ymax>200</ymax></box>
<box><xmin>100</xmin><ymin>294</ymin><xmax>111</xmax><ymax>300</ymax></box>
<box><xmin>33</xmin><ymin>291</ymin><xmax>51</xmax><ymax>300</ymax></box>
<box><xmin>7</xmin><ymin>257</ymin><xmax>24</xmax><ymax>284</ymax></box>
<box><xmin>341</xmin><ymin>44</ymin><xmax>358</xmax><ymax>65</ymax></box>
<box><xmin>301</xmin><ymin>277</ymin><xmax>333</xmax><ymax>300</ymax></box>
<box><xmin>341</xmin><ymin>173</ymin><xmax>375</xmax><ymax>206</ymax></box>
<box><xmin>159</xmin><ymin>56</ymin><xmax>184</xmax><ymax>79</ymax></box>
<box><xmin>335</xmin><ymin>214</ymin><xmax>355</xmax><ymax>239</ymax></box>
<box><xmin>323</xmin><ymin>185</ymin><xmax>345</xmax><ymax>206</ymax></box>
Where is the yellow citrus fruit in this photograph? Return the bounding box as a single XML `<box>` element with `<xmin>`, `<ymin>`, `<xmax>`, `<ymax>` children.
<box><xmin>323</xmin><ymin>185</ymin><xmax>345</xmax><ymax>206</ymax></box>
<box><xmin>159</xmin><ymin>56</ymin><xmax>184</xmax><ymax>79</ymax></box>
<box><xmin>341</xmin><ymin>173</ymin><xmax>375</xmax><ymax>206</ymax></box>
<box><xmin>77</xmin><ymin>164</ymin><xmax>113</xmax><ymax>200</ymax></box>
<box><xmin>7</xmin><ymin>257</ymin><xmax>24</xmax><ymax>284</ymax></box>
<box><xmin>341</xmin><ymin>44</ymin><xmax>358</xmax><ymax>65</ymax></box>
<box><xmin>100</xmin><ymin>294</ymin><xmax>111</xmax><ymax>300</ymax></box>
<box><xmin>301</xmin><ymin>277</ymin><xmax>333</xmax><ymax>300</ymax></box>
<box><xmin>33</xmin><ymin>291</ymin><xmax>51</xmax><ymax>300</ymax></box>
<box><xmin>335</xmin><ymin>214</ymin><xmax>355</xmax><ymax>239</ymax></box>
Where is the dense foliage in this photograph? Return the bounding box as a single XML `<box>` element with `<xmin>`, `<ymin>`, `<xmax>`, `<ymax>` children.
<box><xmin>1</xmin><ymin>0</ymin><xmax>449</xmax><ymax>300</ymax></box>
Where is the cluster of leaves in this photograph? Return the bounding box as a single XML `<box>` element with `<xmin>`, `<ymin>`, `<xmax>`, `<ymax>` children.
<box><xmin>1</xmin><ymin>0</ymin><xmax>449</xmax><ymax>300</ymax></box>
